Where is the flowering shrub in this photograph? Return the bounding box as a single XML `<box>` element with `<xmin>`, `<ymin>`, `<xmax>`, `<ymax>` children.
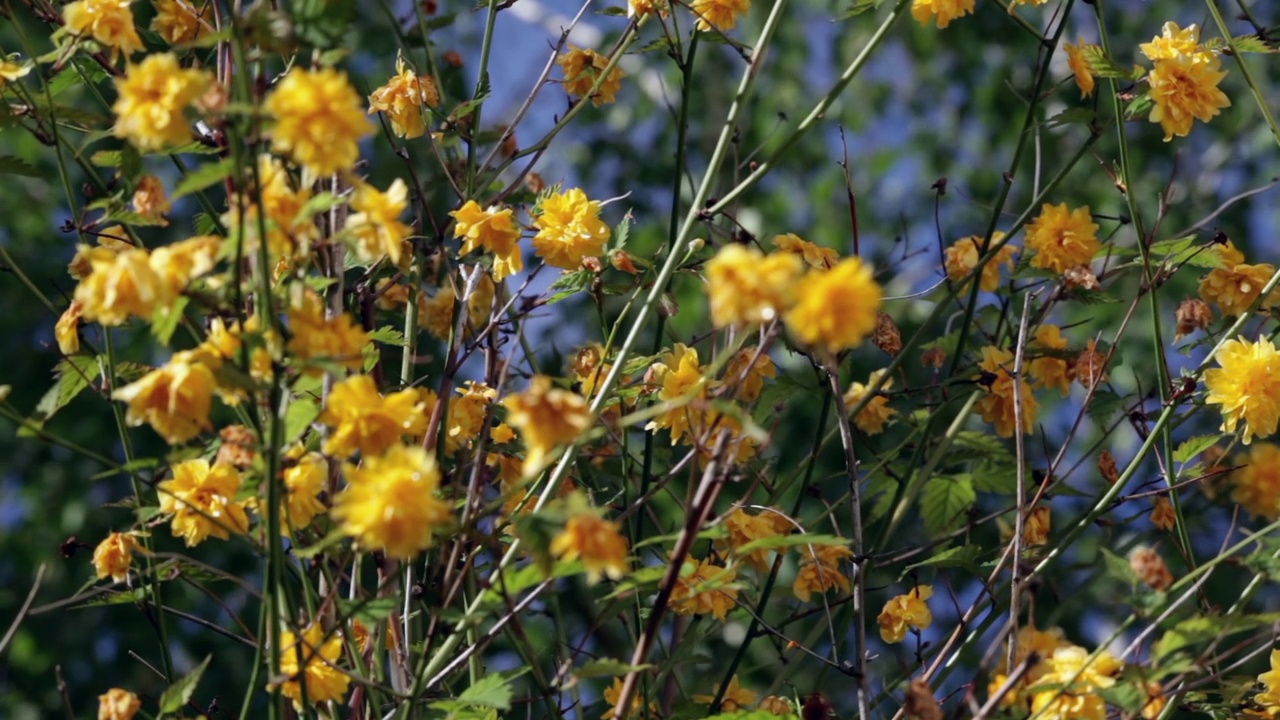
<box><xmin>2</xmin><ymin>1</ymin><xmax>1280</xmax><ymax>719</ymax></box>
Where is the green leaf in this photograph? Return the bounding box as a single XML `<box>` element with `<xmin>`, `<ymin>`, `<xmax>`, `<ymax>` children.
<box><xmin>369</xmin><ymin>326</ymin><xmax>408</xmax><ymax>347</ymax></box>
<box><xmin>734</xmin><ymin>533</ymin><xmax>847</xmax><ymax>557</ymax></box>
<box><xmin>172</xmin><ymin>158</ymin><xmax>233</xmax><ymax>199</ymax></box>
<box><xmin>970</xmin><ymin>460</ymin><xmax>1020</xmax><ymax>494</ymax></box>
<box><xmin>430</xmin><ymin>670</ymin><xmax>528</xmax><ymax>713</ymax></box>
<box><xmin>920</xmin><ymin>474</ymin><xmax>976</xmax><ymax>536</ymax></box>
<box><xmin>1099</xmin><ymin>547</ymin><xmax>1136</xmax><ymax>584</ymax></box>
<box><xmin>545</xmin><ymin>269</ymin><xmax>593</xmax><ymax>305</ymax></box>
<box><xmin>283</xmin><ymin>396</ymin><xmax>320</xmax><ymax>444</ymax></box>
<box><xmin>574</xmin><ymin>659</ymin><xmax>651</xmax><ymax>679</ymax></box>
<box><xmin>26</xmin><ymin>356</ymin><xmax>98</xmax><ymax>430</ymax></box>
<box><xmin>1173</xmin><ymin>435</ymin><xmax>1219</xmax><ymax>464</ymax></box>
<box><xmin>904</xmin><ymin>544</ymin><xmax>982</xmax><ymax>575</ymax></box>
<box><xmin>150</xmin><ymin>295</ymin><xmax>189</xmax><ymax>346</ymax></box>
<box><xmin>1149</xmin><ymin>236</ymin><xmax>1220</xmax><ymax>269</ymax></box>
<box><xmin>1082</xmin><ymin>46</ymin><xmax>1134</xmax><ymax>78</ymax></box>
<box><xmin>839</xmin><ymin>0</ymin><xmax>883</xmax><ymax>18</ymax></box>
<box><xmin>1230</xmin><ymin>35</ymin><xmax>1279</xmax><ymax>54</ymax></box>
<box><xmin>612</xmin><ymin>210</ymin><xmax>633</xmax><ymax>251</ymax></box>
<box><xmin>1046</xmin><ymin>107</ymin><xmax>1096</xmax><ymax>127</ymax></box>
<box><xmin>0</xmin><ymin>155</ymin><xmax>40</xmax><ymax>177</ymax></box>
<box><xmin>1098</xmin><ymin>683</ymin><xmax>1145</xmax><ymax>712</ymax></box>
<box><xmin>1154</xmin><ymin>613</ymin><xmax>1280</xmax><ymax>660</ymax></box>
<box><xmin>337</xmin><ymin>596</ymin><xmax>399</xmax><ymax>625</ymax></box>
<box><xmin>158</xmin><ymin>655</ymin><xmax>212</xmax><ymax>713</ymax></box>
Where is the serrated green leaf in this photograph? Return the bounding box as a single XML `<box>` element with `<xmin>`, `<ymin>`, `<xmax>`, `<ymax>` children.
<box><xmin>283</xmin><ymin>397</ymin><xmax>320</xmax><ymax>444</ymax></box>
<box><xmin>613</xmin><ymin>211</ymin><xmax>632</xmax><ymax>251</ymax></box>
<box><xmin>159</xmin><ymin>655</ymin><xmax>212</xmax><ymax>713</ymax></box>
<box><xmin>369</xmin><ymin>325</ymin><xmax>408</xmax><ymax>347</ymax></box>
<box><xmin>839</xmin><ymin>0</ymin><xmax>883</xmax><ymax>18</ymax></box>
<box><xmin>172</xmin><ymin>158</ymin><xmax>233</xmax><ymax>199</ymax></box>
<box><xmin>150</xmin><ymin>295</ymin><xmax>189</xmax><ymax>346</ymax></box>
<box><xmin>574</xmin><ymin>659</ymin><xmax>651</xmax><ymax>679</ymax></box>
<box><xmin>0</xmin><ymin>155</ymin><xmax>40</xmax><ymax>177</ymax></box>
<box><xmin>1082</xmin><ymin>46</ymin><xmax>1132</xmax><ymax>78</ymax></box>
<box><xmin>71</xmin><ymin>587</ymin><xmax>149</xmax><ymax>609</ymax></box>
<box><xmin>1155</xmin><ymin>612</ymin><xmax>1280</xmax><ymax>660</ymax></box>
<box><xmin>971</xmin><ymin>460</ymin><xmax>1020</xmax><ymax>494</ymax></box>
<box><xmin>27</xmin><ymin>356</ymin><xmax>98</xmax><ymax>428</ymax></box>
<box><xmin>904</xmin><ymin>544</ymin><xmax>982</xmax><ymax>575</ymax></box>
<box><xmin>735</xmin><ymin>533</ymin><xmax>848</xmax><ymax>557</ymax></box>
<box><xmin>1099</xmin><ymin>546</ymin><xmax>1136</xmax><ymax>584</ymax></box>
<box><xmin>337</xmin><ymin>596</ymin><xmax>399</xmax><ymax>625</ymax></box>
<box><xmin>193</xmin><ymin>212</ymin><xmax>219</xmax><ymax>236</ymax></box>
<box><xmin>1046</xmin><ymin>107</ymin><xmax>1096</xmax><ymax>127</ymax></box>
<box><xmin>920</xmin><ymin>474</ymin><xmax>975</xmax><ymax>536</ymax></box>
<box><xmin>1098</xmin><ymin>683</ymin><xmax>1145</xmax><ymax>712</ymax></box>
<box><xmin>1231</xmin><ymin>35</ymin><xmax>1279</xmax><ymax>54</ymax></box>
<box><xmin>1174</xmin><ymin>435</ymin><xmax>1219</xmax><ymax>464</ymax></box>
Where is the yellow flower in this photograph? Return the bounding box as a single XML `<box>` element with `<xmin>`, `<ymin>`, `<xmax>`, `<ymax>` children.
<box><xmin>976</xmin><ymin>346</ymin><xmax>1038</xmax><ymax>438</ymax></box>
<box><xmin>286</xmin><ymin>295</ymin><xmax>371</xmax><ymax>374</ymax></box>
<box><xmin>793</xmin><ymin>544</ymin><xmax>852</xmax><ymax>602</ymax></box>
<box><xmin>550</xmin><ymin>510</ymin><xmax>630</xmax><ymax>583</ymax></box>
<box><xmin>1205</xmin><ymin>337</ymin><xmax>1280</xmax><ymax>444</ymax></box>
<box><xmin>1254</xmin><ymin>650</ymin><xmax>1280</xmax><ymax>714</ymax></box>
<box><xmin>628</xmin><ymin>0</ymin><xmax>670</xmax><ymax>18</ymax></box>
<box><xmin>269</xmin><ymin>623</ymin><xmax>351</xmax><ymax>711</ymax></box>
<box><xmin>55</xmin><ymin>300</ymin><xmax>84</xmax><ymax>355</ymax></box>
<box><xmin>691</xmin><ymin>0</ymin><xmax>750</xmax><ymax>32</ymax></box>
<box><xmin>149</xmin><ymin>234</ymin><xmax>220</xmax><ymax>294</ymax></box>
<box><xmin>347</xmin><ymin>178</ymin><xmax>413</xmax><ymax>266</ymax></box>
<box><xmin>450</xmin><ymin>200</ymin><xmax>524</xmax><ymax>281</ymax></box>
<box><xmin>445</xmin><ymin>381</ymin><xmax>496</xmax><ymax>452</ymax></box>
<box><xmin>64</xmin><ymin>0</ymin><xmax>144</xmax><ymax>59</ymax></box>
<box><xmin>1063</xmin><ymin>40</ymin><xmax>1096</xmax><ymax>98</ymax></box>
<box><xmin>151</xmin><ymin>0</ymin><xmax>213</xmax><ymax>45</ymax></box>
<box><xmin>772</xmin><ymin>233</ymin><xmax>838</xmax><ymax>270</ymax></box>
<box><xmin>557</xmin><ymin>46</ymin><xmax>623</xmax><ymax>107</ymax></box>
<box><xmin>264</xmin><ymin>67</ymin><xmax>373</xmax><ymax>178</ymax></box>
<box><xmin>760</xmin><ymin>696</ymin><xmax>794</xmax><ymax>716</ymax></box>
<box><xmin>0</xmin><ymin>56</ymin><xmax>32</xmax><ymax>86</ymax></box>
<box><xmin>843</xmin><ymin>369</ymin><xmax>897</xmax><ymax>435</ymax></box>
<box><xmin>671</xmin><ymin>557</ymin><xmax>738</xmax><ymax>620</ymax></box>
<box><xmin>98</xmin><ymin>688</ymin><xmax>141</xmax><ymax>720</ymax></box>
<box><xmin>878</xmin><ymin>585</ymin><xmax>933</xmax><ymax>643</ymax></box>
<box><xmin>1199</xmin><ymin>262</ymin><xmax>1277</xmax><ymax>317</ymax></box>
<box><xmin>418</xmin><ymin>285</ymin><xmax>457</xmax><ymax>340</ymax></box>
<box><xmin>1023</xmin><ymin>505</ymin><xmax>1050</xmax><ymax>545</ymax></box>
<box><xmin>503</xmin><ymin>375</ymin><xmax>593</xmax><ymax>473</ymax></box>
<box><xmin>333</xmin><ymin>444</ymin><xmax>451</xmax><ymax>558</ymax></box>
<box><xmin>112</xmin><ymin>53</ymin><xmax>212</xmax><ymax>151</ymax></box>
<box><xmin>602</xmin><ymin>677</ymin><xmax>647</xmax><ymax>720</ymax></box>
<box><xmin>1024</xmin><ymin>203</ymin><xmax>1100</xmax><ymax>274</ymax></box>
<box><xmin>1028</xmin><ymin>324</ymin><xmax>1073</xmax><ymax>397</ymax></box>
<box><xmin>705</xmin><ymin>245</ymin><xmax>803</xmax><ymax>328</ymax></box>
<box><xmin>113</xmin><ymin>351</ymin><xmax>217</xmax><ymax>444</ymax></box>
<box><xmin>1140</xmin><ymin>22</ymin><xmax>1207</xmax><ymax>62</ymax></box>
<box><xmin>944</xmin><ymin>233</ymin><xmax>1017</xmax><ymax>292</ymax></box>
<box><xmin>1028</xmin><ymin>646</ymin><xmax>1119</xmax><ymax>720</ymax></box>
<box><xmin>1147</xmin><ymin>52</ymin><xmax>1231</xmax><ymax>141</ymax></box>
<box><xmin>224</xmin><ymin>154</ymin><xmax>320</xmax><ymax>259</ymax></box>
<box><xmin>989</xmin><ymin>626</ymin><xmax>1071</xmax><ymax>707</ymax></box>
<box><xmin>784</xmin><ymin>256</ymin><xmax>882</xmax><ymax>354</ymax></box>
<box><xmin>723</xmin><ymin>347</ymin><xmax>776</xmax><ymax>403</ymax></box>
<box><xmin>319</xmin><ymin>374</ymin><xmax>429</xmax><ymax>458</ymax></box>
<box><xmin>159</xmin><ymin>459</ymin><xmax>251</xmax><ymax>546</ymax></box>
<box><xmin>73</xmin><ymin>243</ymin><xmax>166</xmax><ymax>325</ymax></box>
<box><xmin>532</xmin><ymin>188</ymin><xmax>611</xmax><ymax>270</ymax></box>
<box><xmin>281</xmin><ymin>452</ymin><xmax>328</xmax><ymax>534</ymax></box>
<box><xmin>92</xmin><ymin>532</ymin><xmax>147</xmax><ymax>582</ymax></box>
<box><xmin>1232</xmin><ymin>443</ymin><xmax>1280</xmax><ymax>519</ymax></box>
<box><xmin>368</xmin><ymin>56</ymin><xmax>440</xmax><ymax>139</ymax></box>
<box><xmin>694</xmin><ymin>674</ymin><xmax>757</xmax><ymax>711</ymax></box>
<box><xmin>645</xmin><ymin>343</ymin><xmax>709</xmax><ymax>445</ymax></box>
<box><xmin>911</xmin><ymin>0</ymin><xmax>975</xmax><ymax>29</ymax></box>
<box><xmin>716</xmin><ymin>507</ymin><xmax>792</xmax><ymax>571</ymax></box>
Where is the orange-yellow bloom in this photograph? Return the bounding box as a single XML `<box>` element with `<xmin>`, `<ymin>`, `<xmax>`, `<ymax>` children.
<box><xmin>793</xmin><ymin>544</ymin><xmax>853</xmax><ymax>602</ymax></box>
<box><xmin>1204</xmin><ymin>337</ymin><xmax>1280</xmax><ymax>444</ymax></box>
<box><xmin>55</xmin><ymin>300</ymin><xmax>84</xmax><ymax>355</ymax></box>
<box><xmin>1253</xmin><ymin>649</ymin><xmax>1280</xmax><ymax>713</ymax></box>
<box><xmin>1028</xmin><ymin>324</ymin><xmax>1072</xmax><ymax>397</ymax></box>
<box><xmin>1023</xmin><ymin>505</ymin><xmax>1050</xmax><ymax>545</ymax></box>
<box><xmin>281</xmin><ymin>452</ymin><xmax>329</xmax><ymax>534</ymax></box>
<box><xmin>319</xmin><ymin>374</ymin><xmax>429</xmax><ymax>458</ymax></box>
<box><xmin>113</xmin><ymin>350</ymin><xmax>218</xmax><ymax>444</ymax></box>
<box><xmin>286</xmin><ymin>295</ymin><xmax>371</xmax><ymax>374</ymax></box>
<box><xmin>843</xmin><ymin>370</ymin><xmax>897</xmax><ymax>435</ymax></box>
<box><xmin>450</xmin><ymin>201</ymin><xmax>523</xmax><ymax>280</ymax></box>
<box><xmin>1063</xmin><ymin>40</ymin><xmax>1096</xmax><ymax>98</ymax></box>
<box><xmin>723</xmin><ymin>347</ymin><xmax>776</xmax><ymax>403</ymax></box>
<box><xmin>368</xmin><ymin>57</ymin><xmax>440</xmax><ymax>139</ymax></box>
<box><xmin>772</xmin><ymin>233</ymin><xmax>837</xmax><ymax>269</ymax></box>
<box><xmin>705</xmin><ymin>245</ymin><xmax>802</xmax><ymax>328</ymax></box>
<box><xmin>503</xmin><ymin>375</ymin><xmax>594</xmax><ymax>473</ymax></box>
<box><xmin>691</xmin><ymin>0</ymin><xmax>750</xmax><ymax>32</ymax></box>
<box><xmin>112</xmin><ymin>53</ymin><xmax>212</xmax><ymax>151</ymax></box>
<box><xmin>693</xmin><ymin>674</ymin><xmax>757</xmax><ymax>711</ymax></box>
<box><xmin>265</xmin><ymin>67</ymin><xmax>373</xmax><ymax>178</ymax></box>
<box><xmin>332</xmin><ymin>444</ymin><xmax>451</xmax><ymax>559</ymax></box>
<box><xmin>98</xmin><ymin>688</ymin><xmax>142</xmax><ymax>720</ymax></box>
<box><xmin>976</xmin><ymin>346</ymin><xmax>1038</xmax><ymax>438</ymax></box>
<box><xmin>944</xmin><ymin>233</ymin><xmax>1017</xmax><ymax>292</ymax></box>
<box><xmin>1028</xmin><ymin>646</ymin><xmax>1120</xmax><ymax>720</ymax></box>
<box><xmin>911</xmin><ymin>0</ymin><xmax>975</xmax><ymax>29</ymax></box>
<box><xmin>64</xmin><ymin>0</ymin><xmax>144</xmax><ymax>59</ymax></box>
<box><xmin>347</xmin><ymin>178</ymin><xmax>413</xmax><ymax>266</ymax></box>
<box><xmin>671</xmin><ymin>557</ymin><xmax>738</xmax><ymax>620</ymax></box>
<box><xmin>716</xmin><ymin>506</ymin><xmax>792</xmax><ymax>571</ymax></box>
<box><xmin>151</xmin><ymin>0</ymin><xmax>213</xmax><ymax>45</ymax></box>
<box><xmin>784</xmin><ymin>256</ymin><xmax>882</xmax><ymax>354</ymax></box>
<box><xmin>1147</xmin><ymin>51</ymin><xmax>1231</xmax><ymax>141</ymax></box>
<box><xmin>531</xmin><ymin>188</ymin><xmax>611</xmax><ymax>270</ymax></box>
<box><xmin>1199</xmin><ymin>260</ymin><xmax>1277</xmax><ymax>317</ymax></box>
<box><xmin>878</xmin><ymin>585</ymin><xmax>933</xmax><ymax>643</ymax></box>
<box><xmin>645</xmin><ymin>344</ymin><xmax>709</xmax><ymax>445</ymax></box>
<box><xmin>92</xmin><ymin>532</ymin><xmax>147</xmax><ymax>582</ymax></box>
<box><xmin>268</xmin><ymin>623</ymin><xmax>351</xmax><ymax>711</ymax></box>
<box><xmin>557</xmin><ymin>46</ymin><xmax>623</xmax><ymax>106</ymax></box>
<box><xmin>1024</xmin><ymin>203</ymin><xmax>1100</xmax><ymax>274</ymax></box>
<box><xmin>158</xmin><ymin>459</ymin><xmax>251</xmax><ymax>546</ymax></box>
<box><xmin>1232</xmin><ymin>443</ymin><xmax>1280</xmax><ymax>520</ymax></box>
<box><xmin>550</xmin><ymin>511</ymin><xmax>630</xmax><ymax>583</ymax></box>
